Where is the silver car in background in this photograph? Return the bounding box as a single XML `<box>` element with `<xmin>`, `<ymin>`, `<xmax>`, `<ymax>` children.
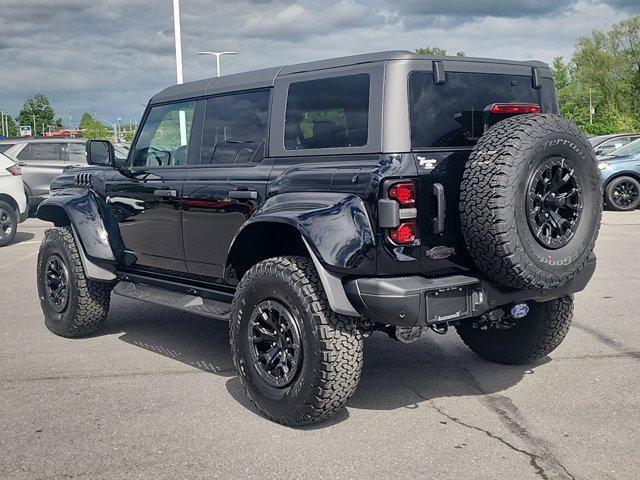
<box><xmin>0</xmin><ymin>138</ymin><xmax>88</xmax><ymax>211</ymax></box>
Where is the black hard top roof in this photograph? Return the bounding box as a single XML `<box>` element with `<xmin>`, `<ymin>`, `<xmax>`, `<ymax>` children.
<box><xmin>150</xmin><ymin>50</ymin><xmax>550</xmax><ymax>105</ymax></box>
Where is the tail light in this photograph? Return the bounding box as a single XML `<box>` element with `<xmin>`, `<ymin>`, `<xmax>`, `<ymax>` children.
<box><xmin>382</xmin><ymin>179</ymin><xmax>419</xmax><ymax>245</ymax></box>
<box><xmin>6</xmin><ymin>165</ymin><xmax>22</xmax><ymax>176</ymax></box>
<box><xmin>390</xmin><ymin>221</ymin><xmax>417</xmax><ymax>245</ymax></box>
<box><xmin>388</xmin><ymin>182</ymin><xmax>415</xmax><ymax>206</ymax></box>
<box><xmin>490</xmin><ymin>104</ymin><xmax>541</xmax><ymax>115</ymax></box>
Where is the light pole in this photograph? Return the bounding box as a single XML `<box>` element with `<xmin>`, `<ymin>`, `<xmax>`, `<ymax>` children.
<box><xmin>101</xmin><ymin>119</ymin><xmax>118</xmax><ymax>144</ymax></box>
<box><xmin>172</xmin><ymin>0</ymin><xmax>187</xmax><ymax>145</ymax></box>
<box><xmin>197</xmin><ymin>51</ymin><xmax>238</xmax><ymax>77</ymax></box>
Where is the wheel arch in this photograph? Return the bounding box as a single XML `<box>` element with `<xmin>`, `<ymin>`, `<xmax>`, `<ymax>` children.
<box><xmin>0</xmin><ymin>193</ymin><xmax>19</xmax><ymax>212</ymax></box>
<box><xmin>36</xmin><ymin>188</ymin><xmax>125</xmax><ymax>280</ymax></box>
<box><xmin>603</xmin><ymin>170</ymin><xmax>640</xmax><ymax>190</ymax></box>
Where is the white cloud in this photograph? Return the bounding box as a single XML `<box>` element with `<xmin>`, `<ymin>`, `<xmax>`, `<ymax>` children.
<box><xmin>0</xmin><ymin>0</ymin><xmax>632</xmax><ymax>125</ymax></box>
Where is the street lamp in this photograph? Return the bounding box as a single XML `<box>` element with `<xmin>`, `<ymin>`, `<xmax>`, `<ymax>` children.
<box><xmin>197</xmin><ymin>51</ymin><xmax>238</xmax><ymax>77</ymax></box>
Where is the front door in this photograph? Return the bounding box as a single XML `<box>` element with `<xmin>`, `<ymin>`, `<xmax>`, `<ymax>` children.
<box><xmin>107</xmin><ymin>100</ymin><xmax>197</xmax><ymax>273</ymax></box>
<box><xmin>181</xmin><ymin>90</ymin><xmax>273</xmax><ymax>281</ymax></box>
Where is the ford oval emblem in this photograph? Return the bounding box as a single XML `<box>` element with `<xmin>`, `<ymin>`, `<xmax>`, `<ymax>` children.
<box><xmin>510</xmin><ymin>303</ymin><xmax>529</xmax><ymax>319</ymax></box>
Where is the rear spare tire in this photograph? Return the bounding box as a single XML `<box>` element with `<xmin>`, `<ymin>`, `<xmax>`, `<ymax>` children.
<box><xmin>460</xmin><ymin>114</ymin><xmax>602</xmax><ymax>290</ymax></box>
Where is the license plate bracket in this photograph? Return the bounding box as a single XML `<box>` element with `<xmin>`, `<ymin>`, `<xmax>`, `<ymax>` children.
<box><xmin>425</xmin><ymin>285</ymin><xmax>471</xmax><ymax>323</ymax></box>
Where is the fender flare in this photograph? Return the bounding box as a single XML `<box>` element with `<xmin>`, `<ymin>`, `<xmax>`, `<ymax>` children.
<box><xmin>37</xmin><ymin>188</ymin><xmax>125</xmax><ymax>281</ymax></box>
<box><xmin>227</xmin><ymin>192</ymin><xmax>377</xmax><ymax>316</ymax></box>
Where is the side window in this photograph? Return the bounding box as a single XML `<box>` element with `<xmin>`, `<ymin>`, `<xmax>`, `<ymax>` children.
<box><xmin>27</xmin><ymin>143</ymin><xmax>61</xmax><ymax>161</ymax></box>
<box><xmin>131</xmin><ymin>101</ymin><xmax>196</xmax><ymax>167</ymax></box>
<box><xmin>284</xmin><ymin>74</ymin><xmax>370</xmax><ymax>150</ymax></box>
<box><xmin>0</xmin><ymin>144</ymin><xmax>15</xmax><ymax>153</ymax></box>
<box><xmin>17</xmin><ymin>144</ymin><xmax>31</xmax><ymax>160</ymax></box>
<box><xmin>200</xmin><ymin>90</ymin><xmax>269</xmax><ymax>165</ymax></box>
<box><xmin>67</xmin><ymin>143</ymin><xmax>87</xmax><ymax>164</ymax></box>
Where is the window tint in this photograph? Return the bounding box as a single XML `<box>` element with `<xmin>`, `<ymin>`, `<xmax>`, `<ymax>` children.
<box><xmin>67</xmin><ymin>143</ymin><xmax>87</xmax><ymax>163</ymax></box>
<box><xmin>200</xmin><ymin>90</ymin><xmax>269</xmax><ymax>165</ymax></box>
<box><xmin>409</xmin><ymin>72</ymin><xmax>549</xmax><ymax>148</ymax></box>
<box><xmin>19</xmin><ymin>143</ymin><xmax>61</xmax><ymax>161</ymax></box>
<box><xmin>284</xmin><ymin>74</ymin><xmax>369</xmax><ymax>150</ymax></box>
<box><xmin>131</xmin><ymin>101</ymin><xmax>196</xmax><ymax>167</ymax></box>
<box><xmin>0</xmin><ymin>144</ymin><xmax>15</xmax><ymax>153</ymax></box>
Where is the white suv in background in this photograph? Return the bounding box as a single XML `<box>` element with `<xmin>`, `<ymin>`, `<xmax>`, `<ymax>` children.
<box><xmin>0</xmin><ymin>152</ymin><xmax>28</xmax><ymax>246</ymax></box>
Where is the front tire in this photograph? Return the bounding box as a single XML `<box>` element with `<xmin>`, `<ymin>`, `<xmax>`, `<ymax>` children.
<box><xmin>605</xmin><ymin>176</ymin><xmax>640</xmax><ymax>211</ymax></box>
<box><xmin>456</xmin><ymin>297</ymin><xmax>573</xmax><ymax>365</ymax></box>
<box><xmin>230</xmin><ymin>256</ymin><xmax>363</xmax><ymax>426</ymax></box>
<box><xmin>0</xmin><ymin>200</ymin><xmax>17</xmax><ymax>247</ymax></box>
<box><xmin>37</xmin><ymin>227</ymin><xmax>112</xmax><ymax>337</ymax></box>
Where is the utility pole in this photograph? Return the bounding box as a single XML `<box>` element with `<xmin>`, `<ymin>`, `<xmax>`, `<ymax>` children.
<box><xmin>197</xmin><ymin>51</ymin><xmax>238</xmax><ymax>77</ymax></box>
<box><xmin>32</xmin><ymin>114</ymin><xmax>36</xmax><ymax>136</ymax></box>
<box><xmin>1</xmin><ymin>112</ymin><xmax>5</xmax><ymax>137</ymax></box>
<box><xmin>589</xmin><ymin>88</ymin><xmax>594</xmax><ymax>126</ymax></box>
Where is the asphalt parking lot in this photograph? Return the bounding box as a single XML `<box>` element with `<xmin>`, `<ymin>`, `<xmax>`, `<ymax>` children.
<box><xmin>1</xmin><ymin>213</ymin><xmax>639</xmax><ymax>480</ymax></box>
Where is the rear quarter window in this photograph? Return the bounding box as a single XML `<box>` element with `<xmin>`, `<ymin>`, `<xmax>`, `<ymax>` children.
<box><xmin>284</xmin><ymin>74</ymin><xmax>370</xmax><ymax>150</ymax></box>
<box><xmin>409</xmin><ymin>71</ymin><xmax>557</xmax><ymax>149</ymax></box>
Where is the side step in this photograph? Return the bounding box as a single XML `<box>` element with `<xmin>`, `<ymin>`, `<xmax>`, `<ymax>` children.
<box><xmin>113</xmin><ymin>281</ymin><xmax>231</xmax><ymax>321</ymax></box>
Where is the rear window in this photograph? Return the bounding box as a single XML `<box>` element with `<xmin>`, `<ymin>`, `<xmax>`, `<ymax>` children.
<box><xmin>0</xmin><ymin>144</ymin><xmax>14</xmax><ymax>153</ymax></box>
<box><xmin>409</xmin><ymin>72</ymin><xmax>557</xmax><ymax>149</ymax></box>
<box><xmin>284</xmin><ymin>74</ymin><xmax>369</xmax><ymax>150</ymax></box>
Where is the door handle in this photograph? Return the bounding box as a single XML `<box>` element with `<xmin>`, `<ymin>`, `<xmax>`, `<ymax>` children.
<box><xmin>432</xmin><ymin>183</ymin><xmax>445</xmax><ymax>234</ymax></box>
<box><xmin>229</xmin><ymin>190</ymin><xmax>258</xmax><ymax>200</ymax></box>
<box><xmin>154</xmin><ymin>189</ymin><xmax>178</xmax><ymax>198</ymax></box>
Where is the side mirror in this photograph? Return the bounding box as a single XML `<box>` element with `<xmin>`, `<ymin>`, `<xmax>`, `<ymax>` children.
<box><xmin>595</xmin><ymin>149</ymin><xmax>605</xmax><ymax>156</ymax></box>
<box><xmin>86</xmin><ymin>140</ymin><xmax>115</xmax><ymax>166</ymax></box>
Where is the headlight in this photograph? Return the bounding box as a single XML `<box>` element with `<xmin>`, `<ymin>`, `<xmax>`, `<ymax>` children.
<box><xmin>598</xmin><ymin>162</ymin><xmax>610</xmax><ymax>170</ymax></box>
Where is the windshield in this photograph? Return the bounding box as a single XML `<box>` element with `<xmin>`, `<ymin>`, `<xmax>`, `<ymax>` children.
<box><xmin>610</xmin><ymin>138</ymin><xmax>640</xmax><ymax>157</ymax></box>
<box><xmin>589</xmin><ymin>136</ymin><xmax>607</xmax><ymax>146</ymax></box>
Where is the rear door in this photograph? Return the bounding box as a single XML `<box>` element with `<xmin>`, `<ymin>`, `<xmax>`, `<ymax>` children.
<box><xmin>16</xmin><ymin>141</ymin><xmax>66</xmax><ymax>201</ymax></box>
<box><xmin>181</xmin><ymin>89</ymin><xmax>273</xmax><ymax>280</ymax></box>
<box><xmin>408</xmin><ymin>70</ymin><xmax>558</xmax><ymax>272</ymax></box>
<box><xmin>106</xmin><ymin>100</ymin><xmax>197</xmax><ymax>273</ymax></box>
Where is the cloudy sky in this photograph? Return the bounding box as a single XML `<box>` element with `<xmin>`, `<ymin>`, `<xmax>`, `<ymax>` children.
<box><xmin>0</xmin><ymin>0</ymin><xmax>637</xmax><ymax>126</ymax></box>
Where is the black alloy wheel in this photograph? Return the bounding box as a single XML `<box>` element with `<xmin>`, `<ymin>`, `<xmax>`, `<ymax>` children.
<box><xmin>610</xmin><ymin>178</ymin><xmax>639</xmax><ymax>210</ymax></box>
<box><xmin>526</xmin><ymin>157</ymin><xmax>584</xmax><ymax>249</ymax></box>
<box><xmin>44</xmin><ymin>254</ymin><xmax>70</xmax><ymax>313</ymax></box>
<box><xmin>248</xmin><ymin>300</ymin><xmax>302</xmax><ymax>388</ymax></box>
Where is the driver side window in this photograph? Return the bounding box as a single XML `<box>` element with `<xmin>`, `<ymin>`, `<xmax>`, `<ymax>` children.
<box><xmin>131</xmin><ymin>101</ymin><xmax>196</xmax><ymax>167</ymax></box>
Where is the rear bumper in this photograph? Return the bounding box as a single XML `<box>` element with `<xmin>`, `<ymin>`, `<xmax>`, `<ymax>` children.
<box><xmin>344</xmin><ymin>254</ymin><xmax>596</xmax><ymax>326</ymax></box>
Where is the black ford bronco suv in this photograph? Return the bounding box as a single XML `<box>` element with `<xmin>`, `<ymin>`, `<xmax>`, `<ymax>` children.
<box><xmin>36</xmin><ymin>51</ymin><xmax>602</xmax><ymax>426</ymax></box>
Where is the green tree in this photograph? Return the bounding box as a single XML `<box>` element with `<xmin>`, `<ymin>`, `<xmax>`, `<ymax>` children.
<box><xmin>79</xmin><ymin>112</ymin><xmax>94</xmax><ymax>131</ymax></box>
<box><xmin>1</xmin><ymin>114</ymin><xmax>18</xmax><ymax>137</ymax></box>
<box><xmin>415</xmin><ymin>47</ymin><xmax>465</xmax><ymax>57</ymax></box>
<box><xmin>416</xmin><ymin>47</ymin><xmax>448</xmax><ymax>56</ymax></box>
<box><xmin>16</xmin><ymin>93</ymin><xmax>57</xmax><ymax>135</ymax></box>
<box><xmin>553</xmin><ymin>16</ymin><xmax>640</xmax><ymax>135</ymax></box>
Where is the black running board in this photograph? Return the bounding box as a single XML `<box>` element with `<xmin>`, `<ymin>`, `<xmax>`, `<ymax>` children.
<box><xmin>113</xmin><ymin>281</ymin><xmax>231</xmax><ymax>321</ymax></box>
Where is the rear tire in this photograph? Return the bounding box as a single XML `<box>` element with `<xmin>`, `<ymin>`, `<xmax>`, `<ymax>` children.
<box><xmin>230</xmin><ymin>256</ymin><xmax>363</xmax><ymax>426</ymax></box>
<box><xmin>0</xmin><ymin>200</ymin><xmax>17</xmax><ymax>247</ymax></box>
<box><xmin>456</xmin><ymin>297</ymin><xmax>573</xmax><ymax>365</ymax></box>
<box><xmin>37</xmin><ymin>227</ymin><xmax>112</xmax><ymax>337</ymax></box>
<box><xmin>605</xmin><ymin>176</ymin><xmax>640</xmax><ymax>211</ymax></box>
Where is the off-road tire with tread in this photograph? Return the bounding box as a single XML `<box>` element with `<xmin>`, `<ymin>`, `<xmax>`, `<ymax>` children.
<box><xmin>37</xmin><ymin>226</ymin><xmax>112</xmax><ymax>337</ymax></box>
<box><xmin>460</xmin><ymin>114</ymin><xmax>602</xmax><ymax>290</ymax></box>
<box><xmin>230</xmin><ymin>256</ymin><xmax>363</xmax><ymax>426</ymax></box>
<box><xmin>456</xmin><ymin>297</ymin><xmax>573</xmax><ymax>364</ymax></box>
